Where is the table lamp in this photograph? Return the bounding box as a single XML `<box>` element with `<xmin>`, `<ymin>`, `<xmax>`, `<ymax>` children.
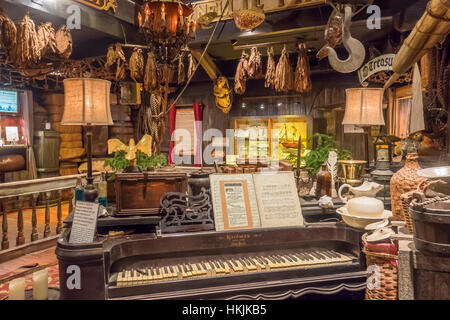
<box><xmin>61</xmin><ymin>78</ymin><xmax>114</xmax><ymax>202</ymax></box>
<box><xmin>342</xmin><ymin>88</ymin><xmax>385</xmax><ymax>172</ymax></box>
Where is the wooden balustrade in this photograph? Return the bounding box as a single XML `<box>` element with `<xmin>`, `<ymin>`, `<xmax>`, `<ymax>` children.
<box><xmin>0</xmin><ymin>173</ymin><xmax>100</xmax><ymax>255</ymax></box>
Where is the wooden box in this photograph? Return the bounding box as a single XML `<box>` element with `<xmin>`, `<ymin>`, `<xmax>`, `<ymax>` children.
<box><xmin>114</xmin><ymin>172</ymin><xmax>188</xmax><ymax>215</ymax></box>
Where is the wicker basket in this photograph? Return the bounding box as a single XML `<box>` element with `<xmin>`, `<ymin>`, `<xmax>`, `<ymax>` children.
<box><xmin>363</xmin><ymin>247</ymin><xmax>398</xmax><ymax>300</ymax></box>
<box><xmin>362</xmin><ymin>233</ymin><xmax>398</xmax><ymax>300</ymax></box>
<box><xmin>401</xmin><ymin>191</ymin><xmax>415</xmax><ymax>234</ymax></box>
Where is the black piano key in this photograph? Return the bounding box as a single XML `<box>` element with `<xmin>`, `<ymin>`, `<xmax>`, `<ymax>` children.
<box><xmin>155</xmin><ymin>268</ymin><xmax>160</xmax><ymax>275</ymax></box>
<box><xmin>132</xmin><ymin>269</ymin><xmax>136</xmax><ymax>277</ymax></box>
<box><xmin>164</xmin><ymin>266</ymin><xmax>169</xmax><ymax>274</ymax></box>
<box><xmin>144</xmin><ymin>268</ymin><xmax>149</xmax><ymax>276</ymax></box>
<box><xmin>259</xmin><ymin>257</ymin><xmax>269</xmax><ymax>265</ymax></box>
<box><xmin>201</xmin><ymin>261</ymin><xmax>208</xmax><ymax>270</ymax></box>
<box><xmin>196</xmin><ymin>263</ymin><xmax>202</xmax><ymax>271</ymax></box>
<box><xmin>266</xmin><ymin>256</ymin><xmax>276</xmax><ymax>264</ymax></box>
<box><xmin>283</xmin><ymin>254</ymin><xmax>293</xmax><ymax>262</ymax></box>
<box><xmin>121</xmin><ymin>270</ymin><xmax>126</xmax><ymax>278</ymax></box>
<box><xmin>150</xmin><ymin>268</ymin><xmax>155</xmax><ymax>276</ymax></box>
<box><xmin>247</xmin><ymin>258</ymin><xmax>257</xmax><ymax>266</ymax></box>
<box><xmin>309</xmin><ymin>251</ymin><xmax>325</xmax><ymax>260</ymax></box>
<box><xmin>288</xmin><ymin>254</ymin><xmax>298</xmax><ymax>262</ymax></box>
<box><xmin>296</xmin><ymin>252</ymin><xmax>311</xmax><ymax>261</ymax></box>
<box><xmin>218</xmin><ymin>260</ymin><xmax>225</xmax><ymax>269</ymax></box>
<box><xmin>327</xmin><ymin>250</ymin><xmax>341</xmax><ymax>258</ymax></box>
<box><xmin>321</xmin><ymin>250</ymin><xmax>334</xmax><ymax>259</ymax></box>
<box><xmin>136</xmin><ymin>268</ymin><xmax>145</xmax><ymax>275</ymax></box>
<box><xmin>239</xmin><ymin>258</ymin><xmax>248</xmax><ymax>267</ymax></box>
<box><xmin>169</xmin><ymin>266</ymin><xmax>174</xmax><ymax>274</ymax></box>
<box><xmin>182</xmin><ymin>265</ymin><xmax>187</xmax><ymax>273</ymax></box>
<box><xmin>273</xmin><ymin>255</ymin><xmax>283</xmax><ymax>263</ymax></box>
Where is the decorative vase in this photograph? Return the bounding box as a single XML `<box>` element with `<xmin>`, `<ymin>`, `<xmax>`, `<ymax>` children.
<box><xmin>390</xmin><ymin>152</ymin><xmax>428</xmax><ymax>221</ymax></box>
<box><xmin>188</xmin><ymin>171</ymin><xmax>211</xmax><ymax>196</ymax></box>
<box><xmin>316</xmin><ymin>164</ymin><xmax>332</xmax><ymax>199</ymax></box>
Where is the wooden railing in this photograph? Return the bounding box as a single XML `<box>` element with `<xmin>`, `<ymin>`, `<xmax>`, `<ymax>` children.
<box><xmin>0</xmin><ymin>173</ymin><xmax>100</xmax><ymax>259</ymax></box>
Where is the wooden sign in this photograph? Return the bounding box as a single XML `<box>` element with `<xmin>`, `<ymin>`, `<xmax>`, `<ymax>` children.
<box><xmin>191</xmin><ymin>0</ymin><xmax>325</xmax><ymax>22</ymax></box>
<box><xmin>69</xmin><ymin>201</ymin><xmax>99</xmax><ymax>244</ymax></box>
<box><xmin>358</xmin><ymin>54</ymin><xmax>396</xmax><ymax>84</ymax></box>
<box><xmin>75</xmin><ymin>0</ymin><xmax>117</xmax><ymax>13</ymax></box>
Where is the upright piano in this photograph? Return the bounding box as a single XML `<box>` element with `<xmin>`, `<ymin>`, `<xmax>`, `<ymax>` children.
<box><xmin>56</xmin><ymin>223</ymin><xmax>367</xmax><ymax>300</ymax></box>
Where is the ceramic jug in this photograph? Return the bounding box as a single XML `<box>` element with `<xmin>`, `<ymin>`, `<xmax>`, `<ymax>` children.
<box><xmin>338</xmin><ymin>181</ymin><xmax>383</xmax><ymax>203</ymax></box>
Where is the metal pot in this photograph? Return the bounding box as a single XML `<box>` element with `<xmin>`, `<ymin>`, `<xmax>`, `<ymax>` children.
<box><xmin>188</xmin><ymin>171</ymin><xmax>211</xmax><ymax>196</ymax></box>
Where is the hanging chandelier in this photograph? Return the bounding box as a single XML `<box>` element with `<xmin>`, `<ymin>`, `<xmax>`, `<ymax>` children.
<box><xmin>138</xmin><ymin>0</ymin><xmax>194</xmax><ymax>67</ymax></box>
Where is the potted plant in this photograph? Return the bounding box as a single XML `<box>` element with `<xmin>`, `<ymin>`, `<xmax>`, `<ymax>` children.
<box><xmin>304</xmin><ymin>133</ymin><xmax>352</xmax><ymax>176</ymax></box>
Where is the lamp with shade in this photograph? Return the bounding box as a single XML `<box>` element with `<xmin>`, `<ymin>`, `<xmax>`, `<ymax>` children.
<box><xmin>342</xmin><ymin>88</ymin><xmax>385</xmax><ymax>172</ymax></box>
<box><xmin>61</xmin><ymin>78</ymin><xmax>113</xmax><ymax>202</ymax></box>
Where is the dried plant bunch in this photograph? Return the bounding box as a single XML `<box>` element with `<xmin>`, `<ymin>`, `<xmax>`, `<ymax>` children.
<box><xmin>294</xmin><ymin>43</ymin><xmax>312</xmax><ymax>93</ymax></box>
<box><xmin>177</xmin><ymin>54</ymin><xmax>185</xmax><ymax>84</ymax></box>
<box><xmin>275</xmin><ymin>45</ymin><xmax>294</xmax><ymax>93</ymax></box>
<box><xmin>234</xmin><ymin>50</ymin><xmax>249</xmax><ymax>95</ymax></box>
<box><xmin>0</xmin><ymin>8</ymin><xmax>17</xmax><ymax>51</ymax></box>
<box><xmin>265</xmin><ymin>47</ymin><xmax>276</xmax><ymax>89</ymax></box>
<box><xmin>247</xmin><ymin>47</ymin><xmax>263</xmax><ymax>79</ymax></box>
<box><xmin>187</xmin><ymin>53</ymin><xmax>196</xmax><ymax>80</ymax></box>
<box><xmin>129</xmin><ymin>47</ymin><xmax>144</xmax><ymax>83</ymax></box>
<box><xmin>37</xmin><ymin>22</ymin><xmax>57</xmax><ymax>57</ymax></box>
<box><xmin>144</xmin><ymin>51</ymin><xmax>158</xmax><ymax>92</ymax></box>
<box><xmin>15</xmin><ymin>13</ymin><xmax>41</xmax><ymax>66</ymax></box>
<box><xmin>55</xmin><ymin>24</ymin><xmax>72</xmax><ymax>59</ymax></box>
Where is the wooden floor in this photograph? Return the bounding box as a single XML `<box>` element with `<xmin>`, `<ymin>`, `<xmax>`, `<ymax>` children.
<box><xmin>2</xmin><ymin>203</ymin><xmax>70</xmax><ymax>249</ymax></box>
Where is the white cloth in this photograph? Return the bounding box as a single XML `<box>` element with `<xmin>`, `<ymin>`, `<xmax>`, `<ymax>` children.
<box><xmin>410</xmin><ymin>63</ymin><xmax>425</xmax><ymax>135</ymax></box>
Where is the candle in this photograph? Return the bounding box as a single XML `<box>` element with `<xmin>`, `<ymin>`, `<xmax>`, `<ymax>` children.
<box><xmin>8</xmin><ymin>278</ymin><xmax>25</xmax><ymax>300</ymax></box>
<box><xmin>161</xmin><ymin>3</ymin><xmax>166</xmax><ymax>22</ymax></box>
<box><xmin>33</xmin><ymin>269</ymin><xmax>48</xmax><ymax>300</ymax></box>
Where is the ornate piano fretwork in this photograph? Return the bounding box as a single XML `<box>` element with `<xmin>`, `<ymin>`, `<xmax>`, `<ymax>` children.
<box><xmin>160</xmin><ymin>190</ymin><xmax>214</xmax><ymax>233</ymax></box>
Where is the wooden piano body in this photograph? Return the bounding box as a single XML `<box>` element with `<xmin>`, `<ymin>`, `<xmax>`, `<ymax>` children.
<box><xmin>56</xmin><ymin>223</ymin><xmax>367</xmax><ymax>300</ymax></box>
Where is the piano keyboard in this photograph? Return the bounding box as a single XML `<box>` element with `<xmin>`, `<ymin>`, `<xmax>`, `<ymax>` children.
<box><xmin>115</xmin><ymin>248</ymin><xmax>354</xmax><ymax>287</ymax></box>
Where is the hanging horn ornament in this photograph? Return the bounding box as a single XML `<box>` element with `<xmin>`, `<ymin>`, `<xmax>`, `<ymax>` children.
<box><xmin>326</xmin><ymin>5</ymin><xmax>366</xmax><ymax>73</ymax></box>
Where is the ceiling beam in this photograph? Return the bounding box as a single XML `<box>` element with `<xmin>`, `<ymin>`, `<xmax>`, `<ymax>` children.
<box><xmin>190</xmin><ymin>48</ymin><xmax>221</xmax><ymax>81</ymax></box>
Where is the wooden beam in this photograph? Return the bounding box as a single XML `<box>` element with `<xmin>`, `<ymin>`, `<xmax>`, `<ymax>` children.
<box><xmin>190</xmin><ymin>49</ymin><xmax>221</xmax><ymax>81</ymax></box>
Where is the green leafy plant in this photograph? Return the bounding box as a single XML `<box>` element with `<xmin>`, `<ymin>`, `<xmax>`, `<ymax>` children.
<box><xmin>104</xmin><ymin>150</ymin><xmax>168</xmax><ymax>181</ymax></box>
<box><xmin>304</xmin><ymin>133</ymin><xmax>352</xmax><ymax>175</ymax></box>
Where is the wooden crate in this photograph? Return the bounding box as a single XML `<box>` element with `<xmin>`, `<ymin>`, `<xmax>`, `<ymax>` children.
<box><xmin>114</xmin><ymin>172</ymin><xmax>187</xmax><ymax>215</ymax></box>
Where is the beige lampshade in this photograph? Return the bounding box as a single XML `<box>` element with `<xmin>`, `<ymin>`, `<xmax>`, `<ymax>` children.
<box><xmin>342</xmin><ymin>88</ymin><xmax>385</xmax><ymax>126</ymax></box>
<box><xmin>61</xmin><ymin>78</ymin><xmax>113</xmax><ymax>126</ymax></box>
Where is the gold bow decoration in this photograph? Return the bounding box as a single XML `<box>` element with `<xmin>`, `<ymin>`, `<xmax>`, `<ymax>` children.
<box><xmin>107</xmin><ymin>134</ymin><xmax>152</xmax><ymax>166</ymax></box>
<box><xmin>213</xmin><ymin>76</ymin><xmax>233</xmax><ymax>113</ymax></box>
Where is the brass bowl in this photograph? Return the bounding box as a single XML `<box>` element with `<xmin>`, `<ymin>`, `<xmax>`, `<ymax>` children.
<box><xmin>338</xmin><ymin>160</ymin><xmax>367</xmax><ymax>184</ymax></box>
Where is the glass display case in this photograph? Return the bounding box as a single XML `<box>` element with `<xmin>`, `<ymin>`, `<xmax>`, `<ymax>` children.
<box><xmin>232</xmin><ymin>115</ymin><xmax>312</xmax><ymax>167</ymax></box>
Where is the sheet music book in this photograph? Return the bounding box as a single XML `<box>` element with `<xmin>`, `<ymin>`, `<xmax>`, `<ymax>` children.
<box><xmin>210</xmin><ymin>172</ymin><xmax>303</xmax><ymax>231</ymax></box>
<box><xmin>210</xmin><ymin>174</ymin><xmax>261</xmax><ymax>231</ymax></box>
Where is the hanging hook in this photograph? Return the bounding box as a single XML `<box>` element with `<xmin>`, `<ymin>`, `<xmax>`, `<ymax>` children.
<box><xmin>326</xmin><ymin>5</ymin><xmax>366</xmax><ymax>73</ymax></box>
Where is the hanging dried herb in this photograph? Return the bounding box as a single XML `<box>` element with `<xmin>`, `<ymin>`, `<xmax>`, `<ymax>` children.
<box><xmin>0</xmin><ymin>8</ymin><xmax>16</xmax><ymax>51</ymax></box>
<box><xmin>274</xmin><ymin>45</ymin><xmax>294</xmax><ymax>93</ymax></box>
<box><xmin>177</xmin><ymin>55</ymin><xmax>185</xmax><ymax>84</ymax></box>
<box><xmin>187</xmin><ymin>53</ymin><xmax>196</xmax><ymax>79</ymax></box>
<box><xmin>15</xmin><ymin>14</ymin><xmax>40</xmax><ymax>66</ymax></box>
<box><xmin>265</xmin><ymin>47</ymin><xmax>276</xmax><ymax>89</ymax></box>
<box><xmin>114</xmin><ymin>43</ymin><xmax>126</xmax><ymax>81</ymax></box>
<box><xmin>234</xmin><ymin>50</ymin><xmax>249</xmax><ymax>95</ymax></box>
<box><xmin>129</xmin><ymin>47</ymin><xmax>144</xmax><ymax>83</ymax></box>
<box><xmin>144</xmin><ymin>51</ymin><xmax>158</xmax><ymax>92</ymax></box>
<box><xmin>55</xmin><ymin>25</ymin><xmax>72</xmax><ymax>59</ymax></box>
<box><xmin>247</xmin><ymin>47</ymin><xmax>263</xmax><ymax>79</ymax></box>
<box><xmin>37</xmin><ymin>22</ymin><xmax>57</xmax><ymax>57</ymax></box>
<box><xmin>294</xmin><ymin>43</ymin><xmax>312</xmax><ymax>93</ymax></box>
